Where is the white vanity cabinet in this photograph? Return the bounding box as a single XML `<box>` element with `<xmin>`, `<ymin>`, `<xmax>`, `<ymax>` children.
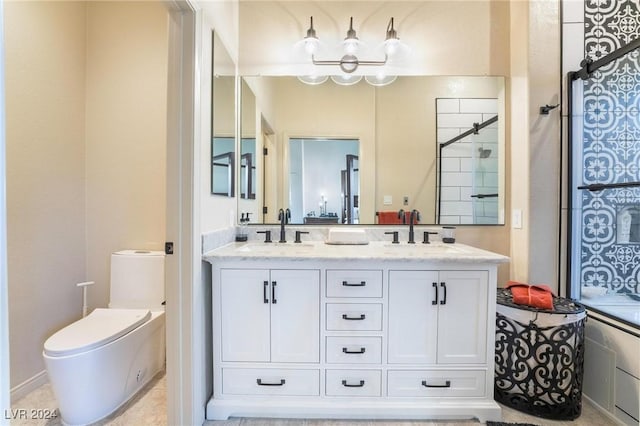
<box><xmin>205</xmin><ymin>241</ymin><xmax>508</xmax><ymax>422</ymax></box>
<box><xmin>220</xmin><ymin>268</ymin><xmax>320</xmax><ymax>363</ymax></box>
<box><xmin>388</xmin><ymin>270</ymin><xmax>488</xmax><ymax>365</ymax></box>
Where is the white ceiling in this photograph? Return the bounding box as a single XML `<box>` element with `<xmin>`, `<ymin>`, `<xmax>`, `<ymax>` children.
<box><xmin>204</xmin><ymin>1</ymin><xmax>508</xmax><ymax>76</ymax></box>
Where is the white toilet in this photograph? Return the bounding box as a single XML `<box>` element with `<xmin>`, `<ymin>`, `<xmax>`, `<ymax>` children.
<box><xmin>43</xmin><ymin>250</ymin><xmax>166</xmax><ymax>426</ymax></box>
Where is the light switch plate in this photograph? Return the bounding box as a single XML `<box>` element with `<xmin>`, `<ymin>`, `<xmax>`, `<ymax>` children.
<box><xmin>383</xmin><ymin>195</ymin><xmax>392</xmax><ymax>205</ymax></box>
<box><xmin>512</xmin><ymin>209</ymin><xmax>522</xmax><ymax>229</ymax></box>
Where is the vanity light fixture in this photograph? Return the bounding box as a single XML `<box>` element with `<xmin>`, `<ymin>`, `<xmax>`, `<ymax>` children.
<box><xmin>299</xmin><ymin>16</ymin><xmax>402</xmax><ymax>86</ymax></box>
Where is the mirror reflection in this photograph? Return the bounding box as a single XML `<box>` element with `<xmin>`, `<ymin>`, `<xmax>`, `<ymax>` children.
<box><xmin>289</xmin><ymin>138</ymin><xmax>360</xmax><ymax>224</ymax></box>
<box><xmin>436</xmin><ymin>98</ymin><xmax>501</xmax><ymax>225</ymax></box>
<box><xmin>210</xmin><ymin>31</ymin><xmax>235</xmax><ymax>197</ymax></box>
<box><xmin>235</xmin><ymin>75</ymin><xmax>505</xmax><ymax>225</ymax></box>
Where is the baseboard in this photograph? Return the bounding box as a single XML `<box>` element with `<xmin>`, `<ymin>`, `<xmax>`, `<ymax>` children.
<box><xmin>10</xmin><ymin>370</ymin><xmax>47</xmax><ymax>403</ymax></box>
<box><xmin>583</xmin><ymin>394</ymin><xmax>626</xmax><ymax>426</ymax></box>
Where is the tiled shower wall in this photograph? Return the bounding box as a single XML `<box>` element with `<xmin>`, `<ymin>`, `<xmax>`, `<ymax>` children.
<box><xmin>436</xmin><ymin>98</ymin><xmax>499</xmax><ymax>224</ymax></box>
<box><xmin>567</xmin><ymin>0</ymin><xmax>640</xmax><ymax>296</ymax></box>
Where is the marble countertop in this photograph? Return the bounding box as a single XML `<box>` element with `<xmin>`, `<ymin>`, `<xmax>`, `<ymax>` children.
<box><xmin>203</xmin><ymin>240</ymin><xmax>509</xmax><ymax>264</ymax></box>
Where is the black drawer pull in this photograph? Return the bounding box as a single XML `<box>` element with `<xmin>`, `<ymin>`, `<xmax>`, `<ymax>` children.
<box><xmin>342</xmin><ymin>347</ymin><xmax>366</xmax><ymax>354</ymax></box>
<box><xmin>440</xmin><ymin>282</ymin><xmax>447</xmax><ymax>305</ymax></box>
<box><xmin>256</xmin><ymin>378</ymin><xmax>285</xmax><ymax>386</ymax></box>
<box><xmin>342</xmin><ymin>314</ymin><xmax>366</xmax><ymax>320</ymax></box>
<box><xmin>271</xmin><ymin>281</ymin><xmax>277</xmax><ymax>304</ymax></box>
<box><xmin>341</xmin><ymin>379</ymin><xmax>365</xmax><ymax>388</ymax></box>
<box><xmin>421</xmin><ymin>380</ymin><xmax>451</xmax><ymax>388</ymax></box>
<box><xmin>342</xmin><ymin>280</ymin><xmax>366</xmax><ymax>287</ymax></box>
<box><xmin>263</xmin><ymin>281</ymin><xmax>269</xmax><ymax>304</ymax></box>
<box><xmin>432</xmin><ymin>282</ymin><xmax>438</xmax><ymax>305</ymax></box>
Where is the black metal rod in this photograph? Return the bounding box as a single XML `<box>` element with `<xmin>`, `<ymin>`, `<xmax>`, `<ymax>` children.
<box><xmin>577</xmin><ymin>181</ymin><xmax>640</xmax><ymax>192</ymax></box>
<box><xmin>573</xmin><ymin>37</ymin><xmax>640</xmax><ymax>81</ymax></box>
<box><xmin>565</xmin><ymin>71</ymin><xmax>575</xmax><ymax>300</ymax></box>
<box><xmin>470</xmin><ymin>193</ymin><xmax>499</xmax><ymax>199</ymax></box>
<box><xmin>440</xmin><ymin>115</ymin><xmax>498</xmax><ymax>149</ymax></box>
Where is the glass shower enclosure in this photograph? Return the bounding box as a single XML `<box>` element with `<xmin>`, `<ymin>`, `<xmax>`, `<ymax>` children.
<box><xmin>567</xmin><ymin>39</ymin><xmax>640</xmax><ymax>328</ymax></box>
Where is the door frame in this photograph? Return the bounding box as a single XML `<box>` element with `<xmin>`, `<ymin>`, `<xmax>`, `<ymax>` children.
<box><xmin>165</xmin><ymin>0</ymin><xmax>201</xmax><ymax>424</ymax></box>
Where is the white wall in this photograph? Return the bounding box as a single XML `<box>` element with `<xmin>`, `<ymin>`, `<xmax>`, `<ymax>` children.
<box><xmin>5</xmin><ymin>0</ymin><xmax>168</xmax><ymax>392</ymax></box>
<box><xmin>200</xmin><ymin>3</ymin><xmax>239</xmax><ymax>234</ymax></box>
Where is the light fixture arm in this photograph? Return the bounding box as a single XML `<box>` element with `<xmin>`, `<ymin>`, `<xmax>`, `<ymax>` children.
<box><xmin>311</xmin><ymin>54</ymin><xmax>388</xmax><ymax>74</ymax></box>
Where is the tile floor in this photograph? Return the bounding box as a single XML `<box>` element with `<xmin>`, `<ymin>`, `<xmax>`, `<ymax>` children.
<box><xmin>10</xmin><ymin>371</ymin><xmax>618</xmax><ymax>426</ymax></box>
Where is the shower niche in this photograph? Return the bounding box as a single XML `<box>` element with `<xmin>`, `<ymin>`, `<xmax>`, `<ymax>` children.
<box><xmin>616</xmin><ymin>206</ymin><xmax>640</xmax><ymax>244</ymax></box>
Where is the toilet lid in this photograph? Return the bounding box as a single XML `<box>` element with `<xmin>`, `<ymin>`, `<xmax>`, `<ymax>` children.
<box><xmin>44</xmin><ymin>308</ymin><xmax>151</xmax><ymax>356</ymax></box>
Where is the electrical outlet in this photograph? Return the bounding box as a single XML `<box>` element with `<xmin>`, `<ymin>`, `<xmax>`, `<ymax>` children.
<box><xmin>403</xmin><ymin>196</ymin><xmax>409</xmax><ymax>206</ymax></box>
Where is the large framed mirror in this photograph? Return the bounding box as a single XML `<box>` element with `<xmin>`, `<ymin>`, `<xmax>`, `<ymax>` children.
<box><xmin>210</xmin><ymin>31</ymin><xmax>236</xmax><ymax>197</ymax></box>
<box><xmin>239</xmin><ymin>75</ymin><xmax>505</xmax><ymax>225</ymax></box>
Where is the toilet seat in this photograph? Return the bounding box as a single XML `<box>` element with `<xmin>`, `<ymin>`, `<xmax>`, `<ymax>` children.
<box><xmin>44</xmin><ymin>308</ymin><xmax>151</xmax><ymax>357</ymax></box>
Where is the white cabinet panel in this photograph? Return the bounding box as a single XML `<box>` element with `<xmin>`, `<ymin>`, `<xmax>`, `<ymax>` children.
<box><xmin>222</xmin><ymin>368</ymin><xmax>319</xmax><ymax>396</ymax></box>
<box><xmin>615</xmin><ymin>368</ymin><xmax>639</xmax><ymax>423</ymax></box>
<box><xmin>220</xmin><ymin>269</ymin><xmax>319</xmax><ymax>363</ymax></box>
<box><xmin>270</xmin><ymin>269</ymin><xmax>320</xmax><ymax>363</ymax></box>
<box><xmin>326</xmin><ymin>269</ymin><xmax>383</xmax><ymax>298</ymax></box>
<box><xmin>388</xmin><ymin>270</ymin><xmax>488</xmax><ymax>364</ymax></box>
<box><xmin>325</xmin><ymin>369</ymin><xmax>382</xmax><ymax>396</ymax></box>
<box><xmin>387</xmin><ymin>370</ymin><xmax>485</xmax><ymax>397</ymax></box>
<box><xmin>388</xmin><ymin>270</ymin><xmax>439</xmax><ymax>364</ymax></box>
<box><xmin>220</xmin><ymin>269</ymin><xmax>270</xmax><ymax>362</ymax></box>
<box><xmin>326</xmin><ymin>336</ymin><xmax>382</xmax><ymax>364</ymax></box>
<box><xmin>326</xmin><ymin>303</ymin><xmax>383</xmax><ymax>331</ymax></box>
<box><xmin>437</xmin><ymin>270</ymin><xmax>488</xmax><ymax>364</ymax></box>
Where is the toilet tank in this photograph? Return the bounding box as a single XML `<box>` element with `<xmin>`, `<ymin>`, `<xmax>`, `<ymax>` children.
<box><xmin>109</xmin><ymin>250</ymin><xmax>165</xmax><ymax>309</ymax></box>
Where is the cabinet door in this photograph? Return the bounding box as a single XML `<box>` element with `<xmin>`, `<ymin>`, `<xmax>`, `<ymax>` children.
<box><xmin>388</xmin><ymin>270</ymin><xmax>439</xmax><ymax>364</ymax></box>
<box><xmin>220</xmin><ymin>269</ymin><xmax>270</xmax><ymax>362</ymax></box>
<box><xmin>436</xmin><ymin>270</ymin><xmax>488</xmax><ymax>364</ymax></box>
<box><xmin>270</xmin><ymin>269</ymin><xmax>320</xmax><ymax>363</ymax></box>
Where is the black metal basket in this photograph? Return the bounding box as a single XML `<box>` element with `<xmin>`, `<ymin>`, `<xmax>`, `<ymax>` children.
<box><xmin>494</xmin><ymin>288</ymin><xmax>586</xmax><ymax>420</ymax></box>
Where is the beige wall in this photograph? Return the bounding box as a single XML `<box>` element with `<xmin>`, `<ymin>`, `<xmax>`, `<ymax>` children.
<box><xmin>84</xmin><ymin>1</ymin><xmax>168</xmax><ymax>311</ymax></box>
<box><xmin>5</xmin><ymin>0</ymin><xmax>87</xmax><ymax>389</ymax></box>
<box><xmin>5</xmin><ymin>1</ymin><xmax>168</xmax><ymax>390</ymax></box>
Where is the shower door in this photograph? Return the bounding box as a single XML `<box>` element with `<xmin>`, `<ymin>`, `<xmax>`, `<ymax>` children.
<box><xmin>568</xmin><ymin>45</ymin><xmax>640</xmax><ymax>327</ymax></box>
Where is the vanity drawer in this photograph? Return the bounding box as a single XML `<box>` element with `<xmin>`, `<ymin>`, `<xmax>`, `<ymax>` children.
<box><xmin>326</xmin><ymin>303</ymin><xmax>382</xmax><ymax>331</ymax></box>
<box><xmin>325</xmin><ymin>369</ymin><xmax>382</xmax><ymax>397</ymax></box>
<box><xmin>387</xmin><ymin>370</ymin><xmax>485</xmax><ymax>397</ymax></box>
<box><xmin>326</xmin><ymin>270</ymin><xmax>382</xmax><ymax>298</ymax></box>
<box><xmin>326</xmin><ymin>336</ymin><xmax>382</xmax><ymax>364</ymax></box>
<box><xmin>222</xmin><ymin>368</ymin><xmax>319</xmax><ymax>396</ymax></box>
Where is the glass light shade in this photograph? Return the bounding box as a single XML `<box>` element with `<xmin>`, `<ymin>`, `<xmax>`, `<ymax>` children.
<box><xmin>384</xmin><ymin>38</ymin><xmax>399</xmax><ymax>56</ymax></box>
<box><xmin>304</xmin><ymin>37</ymin><xmax>319</xmax><ymax>55</ymax></box>
<box><xmin>343</xmin><ymin>38</ymin><xmax>359</xmax><ymax>55</ymax></box>
<box><xmin>365</xmin><ymin>74</ymin><xmax>397</xmax><ymax>86</ymax></box>
<box><xmin>297</xmin><ymin>75</ymin><xmax>328</xmax><ymax>85</ymax></box>
<box><xmin>331</xmin><ymin>74</ymin><xmax>362</xmax><ymax>86</ymax></box>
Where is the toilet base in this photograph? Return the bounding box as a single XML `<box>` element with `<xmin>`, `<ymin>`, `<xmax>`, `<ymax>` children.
<box><xmin>44</xmin><ymin>311</ymin><xmax>165</xmax><ymax>426</ymax></box>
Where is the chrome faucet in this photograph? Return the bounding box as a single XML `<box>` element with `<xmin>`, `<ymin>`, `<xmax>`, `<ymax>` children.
<box><xmin>408</xmin><ymin>209</ymin><xmax>420</xmax><ymax>244</ymax></box>
<box><xmin>278</xmin><ymin>208</ymin><xmax>291</xmax><ymax>243</ymax></box>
